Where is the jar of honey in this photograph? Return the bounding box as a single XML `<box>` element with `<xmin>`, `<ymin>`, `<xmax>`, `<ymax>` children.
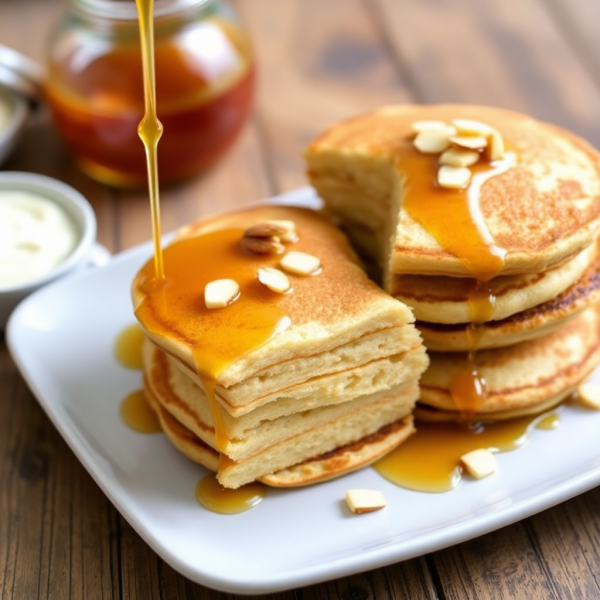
<box><xmin>45</xmin><ymin>0</ymin><xmax>255</xmax><ymax>187</ymax></box>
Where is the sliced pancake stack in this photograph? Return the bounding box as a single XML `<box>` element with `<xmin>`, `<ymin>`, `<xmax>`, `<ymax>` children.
<box><xmin>133</xmin><ymin>206</ymin><xmax>428</xmax><ymax>488</ymax></box>
<box><xmin>306</xmin><ymin>104</ymin><xmax>600</xmax><ymax>421</ymax></box>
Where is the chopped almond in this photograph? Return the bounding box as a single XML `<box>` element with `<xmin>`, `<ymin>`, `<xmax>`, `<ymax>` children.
<box><xmin>438</xmin><ymin>165</ymin><xmax>472</xmax><ymax>189</ymax></box>
<box><xmin>204</xmin><ymin>279</ymin><xmax>240</xmax><ymax>309</ymax></box>
<box><xmin>577</xmin><ymin>382</ymin><xmax>600</xmax><ymax>409</ymax></box>
<box><xmin>345</xmin><ymin>489</ymin><xmax>387</xmax><ymax>514</ymax></box>
<box><xmin>439</xmin><ymin>148</ymin><xmax>480</xmax><ymax>168</ymax></box>
<box><xmin>257</xmin><ymin>267</ymin><xmax>291</xmax><ymax>293</ymax></box>
<box><xmin>452</xmin><ymin>118</ymin><xmax>493</xmax><ymax>136</ymax></box>
<box><xmin>280</xmin><ymin>251</ymin><xmax>321</xmax><ymax>276</ymax></box>
<box><xmin>460</xmin><ymin>448</ymin><xmax>497</xmax><ymax>479</ymax></box>
<box><xmin>414</xmin><ymin>129</ymin><xmax>452</xmax><ymax>154</ymax></box>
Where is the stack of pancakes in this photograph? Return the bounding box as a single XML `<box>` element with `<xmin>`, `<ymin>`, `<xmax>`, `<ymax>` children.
<box><xmin>306</xmin><ymin>104</ymin><xmax>600</xmax><ymax>421</ymax></box>
<box><xmin>133</xmin><ymin>206</ymin><xmax>428</xmax><ymax>488</ymax></box>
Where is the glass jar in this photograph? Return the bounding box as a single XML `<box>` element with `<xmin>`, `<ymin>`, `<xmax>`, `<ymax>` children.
<box><xmin>45</xmin><ymin>0</ymin><xmax>255</xmax><ymax>187</ymax></box>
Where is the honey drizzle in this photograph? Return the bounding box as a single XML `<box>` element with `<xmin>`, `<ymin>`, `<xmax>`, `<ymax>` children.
<box><xmin>373</xmin><ymin>410</ymin><xmax>560</xmax><ymax>492</ymax></box>
<box><xmin>400</xmin><ymin>143</ymin><xmax>516</xmax><ymax>413</ymax></box>
<box><xmin>120</xmin><ymin>389</ymin><xmax>162</xmax><ymax>433</ymax></box>
<box><xmin>195</xmin><ymin>474</ymin><xmax>266</xmax><ymax>514</ymax></box>
<box><xmin>135</xmin><ymin>0</ymin><xmax>164</xmax><ymax>280</ymax></box>
<box><xmin>114</xmin><ymin>323</ymin><xmax>145</xmax><ymax>370</ymax></box>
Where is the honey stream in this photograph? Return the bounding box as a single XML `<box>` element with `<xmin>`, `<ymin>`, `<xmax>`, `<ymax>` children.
<box><xmin>400</xmin><ymin>143</ymin><xmax>516</xmax><ymax>414</ymax></box>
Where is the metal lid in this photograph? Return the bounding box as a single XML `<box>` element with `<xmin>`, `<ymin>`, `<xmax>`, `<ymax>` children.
<box><xmin>0</xmin><ymin>45</ymin><xmax>45</xmax><ymax>105</ymax></box>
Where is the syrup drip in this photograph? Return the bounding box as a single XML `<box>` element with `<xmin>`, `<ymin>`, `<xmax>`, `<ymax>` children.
<box><xmin>400</xmin><ymin>142</ymin><xmax>516</xmax><ymax>414</ymax></box>
<box><xmin>120</xmin><ymin>389</ymin><xmax>162</xmax><ymax>433</ymax></box>
<box><xmin>135</xmin><ymin>0</ymin><xmax>164</xmax><ymax>280</ymax></box>
<box><xmin>195</xmin><ymin>474</ymin><xmax>266</xmax><ymax>514</ymax></box>
<box><xmin>114</xmin><ymin>323</ymin><xmax>145</xmax><ymax>370</ymax></box>
<box><xmin>135</xmin><ymin>228</ymin><xmax>290</xmax><ymax>450</ymax></box>
<box><xmin>373</xmin><ymin>410</ymin><xmax>560</xmax><ymax>492</ymax></box>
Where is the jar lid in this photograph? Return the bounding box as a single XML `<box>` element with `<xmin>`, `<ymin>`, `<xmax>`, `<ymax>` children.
<box><xmin>0</xmin><ymin>45</ymin><xmax>45</xmax><ymax>105</ymax></box>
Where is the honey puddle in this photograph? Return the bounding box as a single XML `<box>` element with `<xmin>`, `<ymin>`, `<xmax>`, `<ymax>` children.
<box><xmin>115</xmin><ymin>323</ymin><xmax>145</xmax><ymax>370</ymax></box>
<box><xmin>120</xmin><ymin>389</ymin><xmax>162</xmax><ymax>434</ymax></box>
<box><xmin>195</xmin><ymin>474</ymin><xmax>266</xmax><ymax>514</ymax></box>
<box><xmin>373</xmin><ymin>410</ymin><xmax>561</xmax><ymax>493</ymax></box>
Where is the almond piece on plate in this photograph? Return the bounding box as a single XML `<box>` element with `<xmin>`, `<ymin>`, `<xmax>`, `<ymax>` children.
<box><xmin>452</xmin><ymin>118</ymin><xmax>493</xmax><ymax>136</ymax></box>
<box><xmin>345</xmin><ymin>489</ymin><xmax>387</xmax><ymax>514</ymax></box>
<box><xmin>257</xmin><ymin>267</ymin><xmax>291</xmax><ymax>293</ymax></box>
<box><xmin>438</xmin><ymin>165</ymin><xmax>472</xmax><ymax>189</ymax></box>
<box><xmin>439</xmin><ymin>148</ymin><xmax>480</xmax><ymax>168</ymax></box>
<box><xmin>488</xmin><ymin>129</ymin><xmax>505</xmax><ymax>161</ymax></box>
<box><xmin>204</xmin><ymin>279</ymin><xmax>240</xmax><ymax>309</ymax></box>
<box><xmin>280</xmin><ymin>251</ymin><xmax>321</xmax><ymax>276</ymax></box>
<box><xmin>577</xmin><ymin>382</ymin><xmax>600</xmax><ymax>409</ymax></box>
<box><xmin>460</xmin><ymin>448</ymin><xmax>497</xmax><ymax>479</ymax></box>
<box><xmin>414</xmin><ymin>129</ymin><xmax>452</xmax><ymax>154</ymax></box>
<box><xmin>450</xmin><ymin>135</ymin><xmax>488</xmax><ymax>150</ymax></box>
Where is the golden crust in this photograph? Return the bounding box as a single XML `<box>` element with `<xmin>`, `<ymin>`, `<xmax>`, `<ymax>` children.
<box><xmin>306</xmin><ymin>104</ymin><xmax>600</xmax><ymax>278</ymax></box>
<box><xmin>419</xmin><ymin>304</ymin><xmax>600</xmax><ymax>414</ymax></box>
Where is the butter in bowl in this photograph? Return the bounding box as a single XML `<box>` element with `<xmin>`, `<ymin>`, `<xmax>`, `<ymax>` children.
<box><xmin>0</xmin><ymin>172</ymin><xmax>110</xmax><ymax>328</ymax></box>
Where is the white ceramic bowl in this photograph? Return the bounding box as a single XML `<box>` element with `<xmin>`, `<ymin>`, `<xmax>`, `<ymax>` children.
<box><xmin>0</xmin><ymin>87</ymin><xmax>28</xmax><ymax>166</ymax></box>
<box><xmin>0</xmin><ymin>172</ymin><xmax>110</xmax><ymax>328</ymax></box>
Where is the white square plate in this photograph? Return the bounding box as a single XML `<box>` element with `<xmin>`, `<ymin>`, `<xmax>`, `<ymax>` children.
<box><xmin>7</xmin><ymin>187</ymin><xmax>600</xmax><ymax>594</ymax></box>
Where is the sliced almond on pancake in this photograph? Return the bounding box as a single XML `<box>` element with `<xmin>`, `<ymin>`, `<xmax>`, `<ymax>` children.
<box><xmin>240</xmin><ymin>235</ymin><xmax>285</xmax><ymax>254</ymax></box>
<box><xmin>452</xmin><ymin>118</ymin><xmax>493</xmax><ymax>136</ymax></box>
<box><xmin>257</xmin><ymin>267</ymin><xmax>291</xmax><ymax>293</ymax></box>
<box><xmin>439</xmin><ymin>148</ymin><xmax>480</xmax><ymax>168</ymax></box>
<box><xmin>488</xmin><ymin>129</ymin><xmax>506</xmax><ymax>161</ymax></box>
<box><xmin>460</xmin><ymin>448</ymin><xmax>497</xmax><ymax>479</ymax></box>
<box><xmin>450</xmin><ymin>135</ymin><xmax>488</xmax><ymax>150</ymax></box>
<box><xmin>438</xmin><ymin>165</ymin><xmax>472</xmax><ymax>189</ymax></box>
<box><xmin>204</xmin><ymin>279</ymin><xmax>240</xmax><ymax>309</ymax></box>
<box><xmin>345</xmin><ymin>489</ymin><xmax>387</xmax><ymax>513</ymax></box>
<box><xmin>264</xmin><ymin>219</ymin><xmax>298</xmax><ymax>243</ymax></box>
<box><xmin>280</xmin><ymin>251</ymin><xmax>321</xmax><ymax>275</ymax></box>
<box><xmin>414</xmin><ymin>129</ymin><xmax>452</xmax><ymax>154</ymax></box>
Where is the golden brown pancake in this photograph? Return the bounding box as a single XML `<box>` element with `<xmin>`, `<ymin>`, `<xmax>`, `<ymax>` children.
<box><xmin>306</xmin><ymin>104</ymin><xmax>600</xmax><ymax>281</ymax></box>
<box><xmin>391</xmin><ymin>243</ymin><xmax>596</xmax><ymax>324</ymax></box>
<box><xmin>419</xmin><ymin>241</ymin><xmax>600</xmax><ymax>351</ymax></box>
<box><xmin>418</xmin><ymin>304</ymin><xmax>600</xmax><ymax>417</ymax></box>
<box><xmin>145</xmin><ymin>382</ymin><xmax>415</xmax><ymax>487</ymax></box>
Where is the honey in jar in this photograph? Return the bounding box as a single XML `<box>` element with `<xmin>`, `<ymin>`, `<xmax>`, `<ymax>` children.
<box><xmin>45</xmin><ymin>0</ymin><xmax>255</xmax><ymax>187</ymax></box>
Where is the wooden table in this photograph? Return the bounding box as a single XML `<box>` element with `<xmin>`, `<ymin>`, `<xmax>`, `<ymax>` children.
<box><xmin>2</xmin><ymin>0</ymin><xmax>600</xmax><ymax>598</ymax></box>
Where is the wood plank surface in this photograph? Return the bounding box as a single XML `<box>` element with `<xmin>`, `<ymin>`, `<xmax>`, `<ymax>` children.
<box><xmin>1</xmin><ymin>0</ymin><xmax>600</xmax><ymax>598</ymax></box>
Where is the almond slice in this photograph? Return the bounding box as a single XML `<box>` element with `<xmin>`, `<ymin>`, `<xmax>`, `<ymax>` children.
<box><xmin>488</xmin><ymin>129</ymin><xmax>505</xmax><ymax>161</ymax></box>
<box><xmin>244</xmin><ymin>222</ymin><xmax>288</xmax><ymax>238</ymax></box>
<box><xmin>439</xmin><ymin>148</ymin><xmax>480</xmax><ymax>168</ymax></box>
<box><xmin>240</xmin><ymin>235</ymin><xmax>285</xmax><ymax>255</ymax></box>
<box><xmin>577</xmin><ymin>382</ymin><xmax>600</xmax><ymax>409</ymax></box>
<box><xmin>204</xmin><ymin>279</ymin><xmax>240</xmax><ymax>309</ymax></box>
<box><xmin>345</xmin><ymin>489</ymin><xmax>387</xmax><ymax>514</ymax></box>
<box><xmin>414</xmin><ymin>129</ymin><xmax>452</xmax><ymax>154</ymax></box>
<box><xmin>452</xmin><ymin>118</ymin><xmax>493</xmax><ymax>136</ymax></box>
<box><xmin>264</xmin><ymin>219</ymin><xmax>298</xmax><ymax>243</ymax></box>
<box><xmin>460</xmin><ymin>448</ymin><xmax>497</xmax><ymax>479</ymax></box>
<box><xmin>280</xmin><ymin>251</ymin><xmax>321</xmax><ymax>276</ymax></box>
<box><xmin>450</xmin><ymin>135</ymin><xmax>488</xmax><ymax>150</ymax></box>
<box><xmin>412</xmin><ymin>120</ymin><xmax>453</xmax><ymax>134</ymax></box>
<box><xmin>257</xmin><ymin>267</ymin><xmax>291</xmax><ymax>293</ymax></box>
<box><xmin>438</xmin><ymin>165</ymin><xmax>471</xmax><ymax>189</ymax></box>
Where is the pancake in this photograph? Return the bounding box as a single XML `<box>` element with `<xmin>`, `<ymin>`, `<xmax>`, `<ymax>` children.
<box><xmin>306</xmin><ymin>104</ymin><xmax>600</xmax><ymax>282</ymax></box>
<box><xmin>419</xmin><ymin>240</ymin><xmax>600</xmax><ymax>351</ymax></box>
<box><xmin>132</xmin><ymin>206</ymin><xmax>424</xmax><ymax>393</ymax></box>
<box><xmin>143</xmin><ymin>350</ymin><xmax>419</xmax><ymax>488</ymax></box>
<box><xmin>145</xmin><ymin>383</ymin><xmax>415</xmax><ymax>487</ymax></box>
<box><xmin>391</xmin><ymin>242</ymin><xmax>596</xmax><ymax>324</ymax></box>
<box><xmin>418</xmin><ymin>304</ymin><xmax>600</xmax><ymax>416</ymax></box>
<box><xmin>144</xmin><ymin>339</ymin><xmax>421</xmax><ymax>461</ymax></box>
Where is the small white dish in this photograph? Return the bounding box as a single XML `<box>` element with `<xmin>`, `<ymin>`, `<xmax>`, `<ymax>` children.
<box><xmin>6</xmin><ymin>187</ymin><xmax>600</xmax><ymax>594</ymax></box>
<box><xmin>0</xmin><ymin>171</ymin><xmax>110</xmax><ymax>328</ymax></box>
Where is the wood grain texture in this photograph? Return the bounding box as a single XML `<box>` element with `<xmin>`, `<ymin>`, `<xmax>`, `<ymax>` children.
<box><xmin>2</xmin><ymin>0</ymin><xmax>600</xmax><ymax>598</ymax></box>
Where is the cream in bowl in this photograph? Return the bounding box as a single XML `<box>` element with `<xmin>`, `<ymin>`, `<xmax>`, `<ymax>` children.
<box><xmin>0</xmin><ymin>172</ymin><xmax>109</xmax><ymax>328</ymax></box>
